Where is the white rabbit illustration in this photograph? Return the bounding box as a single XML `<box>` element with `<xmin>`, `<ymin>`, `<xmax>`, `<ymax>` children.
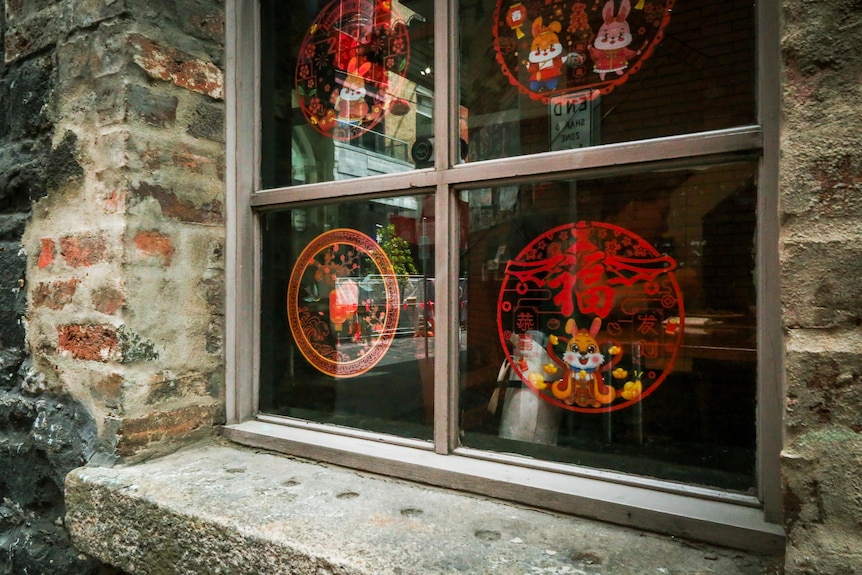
<box><xmin>589</xmin><ymin>0</ymin><xmax>640</xmax><ymax>80</ymax></box>
<box><xmin>335</xmin><ymin>57</ymin><xmax>371</xmax><ymax>125</ymax></box>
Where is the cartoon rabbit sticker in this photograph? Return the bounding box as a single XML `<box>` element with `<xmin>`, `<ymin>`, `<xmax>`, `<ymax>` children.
<box><xmin>335</xmin><ymin>57</ymin><xmax>371</xmax><ymax>126</ymax></box>
<box><xmin>526</xmin><ymin>17</ymin><xmax>566</xmax><ymax>92</ymax></box>
<box><xmin>547</xmin><ymin>317</ymin><xmax>616</xmax><ymax>408</ymax></box>
<box><xmin>589</xmin><ymin>0</ymin><xmax>641</xmax><ymax>81</ymax></box>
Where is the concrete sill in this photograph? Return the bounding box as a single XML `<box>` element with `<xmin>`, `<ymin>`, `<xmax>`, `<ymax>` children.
<box><xmin>65</xmin><ymin>440</ymin><xmax>782</xmax><ymax>575</ymax></box>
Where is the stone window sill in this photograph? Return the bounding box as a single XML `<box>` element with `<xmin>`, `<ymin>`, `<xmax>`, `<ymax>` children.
<box><xmin>65</xmin><ymin>440</ymin><xmax>782</xmax><ymax>574</ymax></box>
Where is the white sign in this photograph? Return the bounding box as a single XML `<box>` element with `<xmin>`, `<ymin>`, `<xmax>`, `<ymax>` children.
<box><xmin>549</xmin><ymin>92</ymin><xmax>595</xmax><ymax>151</ymax></box>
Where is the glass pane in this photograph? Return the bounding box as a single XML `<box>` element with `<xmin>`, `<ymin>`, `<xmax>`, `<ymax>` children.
<box><xmin>260</xmin><ymin>0</ymin><xmax>436</xmax><ymax>188</ymax></box>
<box><xmin>260</xmin><ymin>194</ymin><xmax>436</xmax><ymax>441</ymax></box>
<box><xmin>458</xmin><ymin>163</ymin><xmax>757</xmax><ymax>491</ymax></box>
<box><xmin>459</xmin><ymin>0</ymin><xmax>756</xmax><ymax>161</ymax></box>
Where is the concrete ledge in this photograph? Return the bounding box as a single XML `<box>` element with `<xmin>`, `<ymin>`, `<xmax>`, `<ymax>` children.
<box><xmin>65</xmin><ymin>440</ymin><xmax>782</xmax><ymax>575</ymax></box>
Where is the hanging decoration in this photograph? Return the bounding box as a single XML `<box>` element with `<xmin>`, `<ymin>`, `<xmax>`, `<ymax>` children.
<box><xmin>497</xmin><ymin>221</ymin><xmax>684</xmax><ymax>413</ymax></box>
<box><xmin>295</xmin><ymin>0</ymin><xmax>411</xmax><ymax>141</ymax></box>
<box><xmin>493</xmin><ymin>0</ymin><xmax>672</xmax><ymax>103</ymax></box>
<box><xmin>287</xmin><ymin>229</ymin><xmax>401</xmax><ymax>378</ymax></box>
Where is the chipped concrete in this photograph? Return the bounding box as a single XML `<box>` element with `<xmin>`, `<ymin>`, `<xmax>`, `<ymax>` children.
<box><xmin>66</xmin><ymin>441</ymin><xmax>782</xmax><ymax>575</ymax></box>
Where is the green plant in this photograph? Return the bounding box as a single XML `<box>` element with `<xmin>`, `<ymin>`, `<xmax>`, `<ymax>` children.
<box><xmin>377</xmin><ymin>223</ymin><xmax>418</xmax><ymax>278</ymax></box>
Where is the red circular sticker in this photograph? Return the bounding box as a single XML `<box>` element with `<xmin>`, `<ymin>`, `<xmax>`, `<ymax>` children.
<box><xmin>288</xmin><ymin>229</ymin><xmax>401</xmax><ymax>378</ymax></box>
<box><xmin>295</xmin><ymin>0</ymin><xmax>411</xmax><ymax>141</ymax></box>
<box><xmin>497</xmin><ymin>221</ymin><xmax>684</xmax><ymax>412</ymax></box>
<box><xmin>493</xmin><ymin>0</ymin><xmax>672</xmax><ymax>103</ymax></box>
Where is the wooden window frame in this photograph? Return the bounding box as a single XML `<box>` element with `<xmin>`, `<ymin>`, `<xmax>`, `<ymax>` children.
<box><xmin>223</xmin><ymin>0</ymin><xmax>784</xmax><ymax>552</ymax></box>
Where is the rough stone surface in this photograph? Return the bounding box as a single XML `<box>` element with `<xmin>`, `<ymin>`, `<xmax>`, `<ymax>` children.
<box><xmin>780</xmin><ymin>0</ymin><xmax>862</xmax><ymax>572</ymax></box>
<box><xmin>66</xmin><ymin>442</ymin><xmax>784</xmax><ymax>575</ymax></box>
<box><xmin>2</xmin><ymin>0</ymin><xmax>224</xmax><ymax>573</ymax></box>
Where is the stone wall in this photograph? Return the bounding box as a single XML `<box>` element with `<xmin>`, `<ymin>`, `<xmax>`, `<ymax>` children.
<box><xmin>0</xmin><ymin>4</ymin><xmax>105</xmax><ymax>574</ymax></box>
<box><xmin>1</xmin><ymin>0</ymin><xmax>226</xmax><ymax>573</ymax></box>
<box><xmin>780</xmin><ymin>0</ymin><xmax>862</xmax><ymax>572</ymax></box>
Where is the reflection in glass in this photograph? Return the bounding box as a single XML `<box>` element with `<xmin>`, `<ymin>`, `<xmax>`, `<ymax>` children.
<box><xmin>460</xmin><ymin>0</ymin><xmax>756</xmax><ymax>161</ymax></box>
<box><xmin>260</xmin><ymin>0</ymin><xmax>436</xmax><ymax>188</ymax></box>
<box><xmin>458</xmin><ymin>163</ymin><xmax>758</xmax><ymax>491</ymax></box>
<box><xmin>260</xmin><ymin>195</ymin><xmax>436</xmax><ymax>440</ymax></box>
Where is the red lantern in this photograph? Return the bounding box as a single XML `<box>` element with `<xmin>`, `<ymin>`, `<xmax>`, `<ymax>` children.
<box><xmin>329</xmin><ymin>279</ymin><xmax>358</xmax><ymax>330</ymax></box>
<box><xmin>506</xmin><ymin>2</ymin><xmax>527</xmax><ymax>39</ymax></box>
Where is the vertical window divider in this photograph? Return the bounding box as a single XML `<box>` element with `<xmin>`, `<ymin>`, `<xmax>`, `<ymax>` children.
<box><xmin>756</xmin><ymin>0</ymin><xmax>783</xmax><ymax>524</ymax></box>
<box><xmin>226</xmin><ymin>0</ymin><xmax>259</xmax><ymax>424</ymax></box>
<box><xmin>432</xmin><ymin>0</ymin><xmax>457</xmax><ymax>454</ymax></box>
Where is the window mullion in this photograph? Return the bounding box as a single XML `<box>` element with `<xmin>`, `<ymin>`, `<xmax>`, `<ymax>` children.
<box><xmin>432</xmin><ymin>0</ymin><xmax>457</xmax><ymax>453</ymax></box>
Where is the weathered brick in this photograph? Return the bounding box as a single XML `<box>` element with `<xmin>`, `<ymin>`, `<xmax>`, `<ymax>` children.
<box><xmin>60</xmin><ymin>232</ymin><xmax>108</xmax><ymax>268</ymax></box>
<box><xmin>133</xmin><ymin>182</ymin><xmax>223</xmax><ymax>224</ymax></box>
<box><xmin>133</xmin><ymin>230</ymin><xmax>175</xmax><ymax>265</ymax></box>
<box><xmin>91</xmin><ymin>372</ymin><xmax>124</xmax><ymax>407</ymax></box>
<box><xmin>146</xmin><ymin>372</ymin><xmax>210</xmax><ymax>406</ymax></box>
<box><xmin>32</xmin><ymin>278</ymin><xmax>79</xmax><ymax>310</ymax></box>
<box><xmin>37</xmin><ymin>238</ymin><xmax>55</xmax><ymax>269</ymax></box>
<box><xmin>128</xmin><ymin>34</ymin><xmax>223</xmax><ymax>100</ymax></box>
<box><xmin>57</xmin><ymin>324</ymin><xmax>120</xmax><ymax>362</ymax></box>
<box><xmin>115</xmin><ymin>404</ymin><xmax>221</xmax><ymax>456</ymax></box>
<box><xmin>91</xmin><ymin>285</ymin><xmax>125</xmax><ymax>315</ymax></box>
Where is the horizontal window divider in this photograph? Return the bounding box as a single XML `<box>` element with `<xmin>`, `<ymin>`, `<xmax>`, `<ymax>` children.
<box><xmin>222</xmin><ymin>420</ymin><xmax>784</xmax><ymax>555</ymax></box>
<box><xmin>251</xmin><ymin>126</ymin><xmax>762</xmax><ymax>207</ymax></box>
<box><xmin>446</xmin><ymin>126</ymin><xmax>763</xmax><ymax>188</ymax></box>
<box><xmin>252</xmin><ymin>170</ymin><xmax>441</xmax><ymax>207</ymax></box>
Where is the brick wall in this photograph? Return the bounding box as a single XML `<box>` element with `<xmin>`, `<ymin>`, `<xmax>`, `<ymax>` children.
<box><xmin>0</xmin><ymin>1</ymin><xmax>111</xmax><ymax>572</ymax></box>
<box><xmin>2</xmin><ymin>0</ymin><xmax>226</xmax><ymax>572</ymax></box>
<box><xmin>19</xmin><ymin>0</ymin><xmax>227</xmax><ymax>461</ymax></box>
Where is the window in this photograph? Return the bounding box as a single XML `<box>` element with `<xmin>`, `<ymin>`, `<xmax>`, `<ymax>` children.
<box><xmin>226</xmin><ymin>0</ymin><xmax>782</xmax><ymax>550</ymax></box>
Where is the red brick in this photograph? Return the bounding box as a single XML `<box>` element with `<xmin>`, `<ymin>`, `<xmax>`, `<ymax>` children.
<box><xmin>133</xmin><ymin>182</ymin><xmax>222</xmax><ymax>224</ymax></box>
<box><xmin>32</xmin><ymin>278</ymin><xmax>79</xmax><ymax>310</ymax></box>
<box><xmin>58</xmin><ymin>324</ymin><xmax>119</xmax><ymax>362</ymax></box>
<box><xmin>133</xmin><ymin>230</ymin><xmax>175</xmax><ymax>265</ymax></box>
<box><xmin>115</xmin><ymin>404</ymin><xmax>221</xmax><ymax>456</ymax></box>
<box><xmin>128</xmin><ymin>34</ymin><xmax>223</xmax><ymax>100</ymax></box>
<box><xmin>37</xmin><ymin>238</ymin><xmax>54</xmax><ymax>269</ymax></box>
<box><xmin>60</xmin><ymin>233</ymin><xmax>108</xmax><ymax>268</ymax></box>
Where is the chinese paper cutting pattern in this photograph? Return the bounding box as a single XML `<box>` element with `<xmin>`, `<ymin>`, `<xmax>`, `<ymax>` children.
<box><xmin>295</xmin><ymin>0</ymin><xmax>411</xmax><ymax>141</ymax></box>
<box><xmin>287</xmin><ymin>229</ymin><xmax>401</xmax><ymax>378</ymax></box>
<box><xmin>494</xmin><ymin>0</ymin><xmax>672</xmax><ymax>103</ymax></box>
<box><xmin>497</xmin><ymin>221</ymin><xmax>684</xmax><ymax>412</ymax></box>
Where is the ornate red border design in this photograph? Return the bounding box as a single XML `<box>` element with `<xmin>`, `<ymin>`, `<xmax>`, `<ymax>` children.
<box><xmin>295</xmin><ymin>0</ymin><xmax>411</xmax><ymax>141</ymax></box>
<box><xmin>497</xmin><ymin>221</ymin><xmax>684</xmax><ymax>413</ymax></box>
<box><xmin>493</xmin><ymin>0</ymin><xmax>673</xmax><ymax>104</ymax></box>
<box><xmin>287</xmin><ymin>228</ymin><xmax>401</xmax><ymax>378</ymax></box>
